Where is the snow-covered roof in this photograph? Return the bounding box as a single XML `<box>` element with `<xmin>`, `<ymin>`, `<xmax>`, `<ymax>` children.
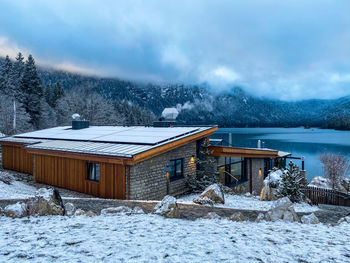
<box><xmin>0</xmin><ymin>126</ymin><xmax>216</xmax><ymax>158</ymax></box>
<box><xmin>9</xmin><ymin>126</ymin><xmax>210</xmax><ymax>145</ymax></box>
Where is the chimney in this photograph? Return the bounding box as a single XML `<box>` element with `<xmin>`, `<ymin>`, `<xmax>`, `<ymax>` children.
<box><xmin>71</xmin><ymin>114</ymin><xmax>89</xmax><ymax>130</ymax></box>
<box><xmin>153</xmin><ymin>107</ymin><xmax>178</xmax><ymax>127</ymax></box>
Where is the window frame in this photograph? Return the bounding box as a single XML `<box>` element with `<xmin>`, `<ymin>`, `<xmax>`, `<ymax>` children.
<box><xmin>87</xmin><ymin>162</ymin><xmax>100</xmax><ymax>182</ymax></box>
<box><xmin>169</xmin><ymin>158</ymin><xmax>184</xmax><ymax>182</ymax></box>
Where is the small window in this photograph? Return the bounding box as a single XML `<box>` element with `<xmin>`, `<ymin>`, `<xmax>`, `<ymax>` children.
<box><xmin>87</xmin><ymin>162</ymin><xmax>100</xmax><ymax>182</ymax></box>
<box><xmin>169</xmin><ymin>159</ymin><xmax>183</xmax><ymax>181</ymax></box>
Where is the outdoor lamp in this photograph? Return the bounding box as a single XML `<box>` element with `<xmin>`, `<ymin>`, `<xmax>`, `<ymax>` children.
<box><xmin>259</xmin><ymin>168</ymin><xmax>262</xmax><ymax>177</ymax></box>
<box><xmin>190</xmin><ymin>155</ymin><xmax>195</xmax><ymax>164</ymax></box>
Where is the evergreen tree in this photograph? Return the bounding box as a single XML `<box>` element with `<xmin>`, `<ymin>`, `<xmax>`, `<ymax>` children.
<box><xmin>0</xmin><ymin>55</ymin><xmax>13</xmax><ymax>96</ymax></box>
<box><xmin>11</xmin><ymin>52</ymin><xmax>25</xmax><ymax>99</ymax></box>
<box><xmin>19</xmin><ymin>55</ymin><xmax>43</xmax><ymax>129</ymax></box>
<box><xmin>186</xmin><ymin>139</ymin><xmax>218</xmax><ymax>191</ymax></box>
<box><xmin>277</xmin><ymin>161</ymin><xmax>304</xmax><ymax>202</ymax></box>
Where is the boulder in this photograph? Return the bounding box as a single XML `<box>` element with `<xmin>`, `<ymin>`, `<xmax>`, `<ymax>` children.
<box><xmin>193</xmin><ymin>196</ymin><xmax>215</xmax><ymax>206</ymax></box>
<box><xmin>336</xmin><ymin>216</ymin><xmax>350</xmax><ymax>225</ymax></box>
<box><xmin>264</xmin><ymin>197</ymin><xmax>299</xmax><ymax>222</ymax></box>
<box><xmin>154</xmin><ymin>195</ymin><xmax>179</xmax><ymax>218</ymax></box>
<box><xmin>193</xmin><ymin>184</ymin><xmax>225</xmax><ymax>205</ymax></box>
<box><xmin>132</xmin><ymin>206</ymin><xmax>145</xmax><ymax>214</ymax></box>
<box><xmin>308</xmin><ymin>176</ymin><xmax>332</xmax><ymax>189</ymax></box>
<box><xmin>4</xmin><ymin>202</ymin><xmax>27</xmax><ymax>218</ymax></box>
<box><xmin>203</xmin><ymin>212</ymin><xmax>221</xmax><ymax>219</ymax></box>
<box><xmin>260</xmin><ymin>170</ymin><xmax>282</xmax><ymax>201</ymax></box>
<box><xmin>0</xmin><ymin>172</ymin><xmax>15</xmax><ymax>185</ymax></box>
<box><xmin>229</xmin><ymin>212</ymin><xmax>248</xmax><ymax>222</ymax></box>
<box><xmin>255</xmin><ymin>213</ymin><xmax>265</xmax><ymax>223</ymax></box>
<box><xmin>85</xmin><ymin>210</ymin><xmax>97</xmax><ymax>217</ymax></box>
<box><xmin>101</xmin><ymin>206</ymin><xmax>133</xmax><ymax>215</ymax></box>
<box><xmin>301</xmin><ymin>213</ymin><xmax>320</xmax><ymax>224</ymax></box>
<box><xmin>26</xmin><ymin>188</ymin><xmax>65</xmax><ymax>216</ymax></box>
<box><xmin>64</xmin><ymin>202</ymin><xmax>76</xmax><ymax>216</ymax></box>
<box><xmin>74</xmin><ymin>209</ymin><xmax>85</xmax><ymax>216</ymax></box>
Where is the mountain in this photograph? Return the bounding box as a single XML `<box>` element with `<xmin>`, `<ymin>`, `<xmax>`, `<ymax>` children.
<box><xmin>1</xmin><ymin>57</ymin><xmax>350</xmax><ymax>129</ymax></box>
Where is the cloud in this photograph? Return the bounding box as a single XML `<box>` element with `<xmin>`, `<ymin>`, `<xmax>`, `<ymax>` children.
<box><xmin>0</xmin><ymin>0</ymin><xmax>349</xmax><ymax>100</ymax></box>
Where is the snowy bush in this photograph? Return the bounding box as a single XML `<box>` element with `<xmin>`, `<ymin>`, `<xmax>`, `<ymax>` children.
<box><xmin>320</xmin><ymin>151</ymin><xmax>349</xmax><ymax>190</ymax></box>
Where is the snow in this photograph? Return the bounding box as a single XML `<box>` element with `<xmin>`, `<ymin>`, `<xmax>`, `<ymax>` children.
<box><xmin>308</xmin><ymin>176</ymin><xmax>332</xmax><ymax>189</ymax></box>
<box><xmin>0</xmin><ymin>180</ymin><xmax>37</xmax><ymax>199</ymax></box>
<box><xmin>34</xmin><ymin>188</ymin><xmax>54</xmax><ymax>201</ymax></box>
<box><xmin>3</xmin><ymin>202</ymin><xmax>27</xmax><ymax>217</ymax></box>
<box><xmin>264</xmin><ymin>169</ymin><xmax>282</xmax><ymax>184</ymax></box>
<box><xmin>178</xmin><ymin>194</ymin><xmax>319</xmax><ymax>213</ymax></box>
<box><xmin>0</xmin><ymin>213</ymin><xmax>349</xmax><ymax>262</ymax></box>
<box><xmin>154</xmin><ymin>195</ymin><xmax>177</xmax><ymax>214</ymax></box>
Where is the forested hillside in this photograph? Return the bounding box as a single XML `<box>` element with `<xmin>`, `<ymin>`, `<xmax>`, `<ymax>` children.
<box><xmin>1</xmin><ymin>53</ymin><xmax>349</xmax><ymax>135</ymax></box>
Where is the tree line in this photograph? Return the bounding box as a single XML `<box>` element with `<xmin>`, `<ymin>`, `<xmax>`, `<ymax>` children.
<box><xmin>0</xmin><ymin>53</ymin><xmax>155</xmax><ymax>135</ymax></box>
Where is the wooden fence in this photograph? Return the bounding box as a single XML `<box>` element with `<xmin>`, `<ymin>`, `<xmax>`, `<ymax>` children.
<box><xmin>301</xmin><ymin>186</ymin><xmax>350</xmax><ymax>207</ymax></box>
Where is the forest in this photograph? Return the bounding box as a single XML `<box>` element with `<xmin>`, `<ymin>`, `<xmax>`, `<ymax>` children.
<box><xmin>1</xmin><ymin>53</ymin><xmax>350</xmax><ymax>135</ymax></box>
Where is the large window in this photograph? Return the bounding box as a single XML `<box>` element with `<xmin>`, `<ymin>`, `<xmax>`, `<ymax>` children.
<box><xmin>217</xmin><ymin>157</ymin><xmax>247</xmax><ymax>187</ymax></box>
<box><xmin>87</xmin><ymin>162</ymin><xmax>100</xmax><ymax>182</ymax></box>
<box><xmin>169</xmin><ymin>159</ymin><xmax>183</xmax><ymax>181</ymax></box>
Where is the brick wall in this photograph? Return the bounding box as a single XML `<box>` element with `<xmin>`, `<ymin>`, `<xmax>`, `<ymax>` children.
<box><xmin>129</xmin><ymin>142</ymin><xmax>197</xmax><ymax>200</ymax></box>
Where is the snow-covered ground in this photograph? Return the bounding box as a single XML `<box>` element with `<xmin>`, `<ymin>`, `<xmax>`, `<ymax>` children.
<box><xmin>178</xmin><ymin>194</ymin><xmax>319</xmax><ymax>213</ymax></box>
<box><xmin>0</xmin><ymin>180</ymin><xmax>37</xmax><ymax>199</ymax></box>
<box><xmin>0</xmin><ymin>213</ymin><xmax>349</xmax><ymax>262</ymax></box>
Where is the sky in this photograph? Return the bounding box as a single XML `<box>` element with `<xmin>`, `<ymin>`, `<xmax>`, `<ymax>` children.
<box><xmin>0</xmin><ymin>0</ymin><xmax>349</xmax><ymax>100</ymax></box>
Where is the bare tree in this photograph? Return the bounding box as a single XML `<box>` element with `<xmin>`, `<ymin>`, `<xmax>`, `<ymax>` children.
<box><xmin>319</xmin><ymin>151</ymin><xmax>349</xmax><ymax>190</ymax></box>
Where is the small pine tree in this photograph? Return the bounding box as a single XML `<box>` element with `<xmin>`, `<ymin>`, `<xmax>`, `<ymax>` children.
<box><xmin>186</xmin><ymin>139</ymin><xmax>218</xmax><ymax>191</ymax></box>
<box><xmin>277</xmin><ymin>161</ymin><xmax>304</xmax><ymax>202</ymax></box>
<box><xmin>0</xmin><ymin>56</ymin><xmax>13</xmax><ymax>96</ymax></box>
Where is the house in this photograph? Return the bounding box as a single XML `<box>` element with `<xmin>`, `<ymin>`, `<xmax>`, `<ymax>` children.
<box><xmin>0</xmin><ymin>121</ymin><xmax>291</xmax><ymax>199</ymax></box>
<box><xmin>0</xmin><ymin>123</ymin><xmax>217</xmax><ymax>200</ymax></box>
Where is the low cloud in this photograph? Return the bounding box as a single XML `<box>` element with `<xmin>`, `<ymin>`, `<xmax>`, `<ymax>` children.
<box><xmin>0</xmin><ymin>0</ymin><xmax>349</xmax><ymax>100</ymax></box>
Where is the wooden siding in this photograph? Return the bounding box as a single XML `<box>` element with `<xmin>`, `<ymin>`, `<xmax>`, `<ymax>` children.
<box><xmin>34</xmin><ymin>155</ymin><xmax>126</xmax><ymax>199</ymax></box>
<box><xmin>1</xmin><ymin>145</ymin><xmax>33</xmax><ymax>174</ymax></box>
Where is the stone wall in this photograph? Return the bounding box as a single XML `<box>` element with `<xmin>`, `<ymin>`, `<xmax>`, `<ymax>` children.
<box><xmin>129</xmin><ymin>142</ymin><xmax>197</xmax><ymax>200</ymax></box>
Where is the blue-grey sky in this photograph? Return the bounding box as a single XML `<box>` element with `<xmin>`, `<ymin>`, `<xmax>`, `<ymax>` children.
<box><xmin>0</xmin><ymin>0</ymin><xmax>349</xmax><ymax>100</ymax></box>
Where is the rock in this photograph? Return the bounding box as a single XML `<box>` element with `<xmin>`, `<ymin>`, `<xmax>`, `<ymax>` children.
<box><xmin>74</xmin><ymin>209</ymin><xmax>85</xmax><ymax>216</ymax></box>
<box><xmin>101</xmin><ymin>206</ymin><xmax>133</xmax><ymax>215</ymax></box>
<box><xmin>193</xmin><ymin>196</ymin><xmax>215</xmax><ymax>206</ymax></box>
<box><xmin>260</xmin><ymin>170</ymin><xmax>282</xmax><ymax>201</ymax></box>
<box><xmin>301</xmin><ymin>213</ymin><xmax>320</xmax><ymax>224</ymax></box>
<box><xmin>255</xmin><ymin>213</ymin><xmax>265</xmax><ymax>222</ymax></box>
<box><xmin>308</xmin><ymin>176</ymin><xmax>332</xmax><ymax>189</ymax></box>
<box><xmin>4</xmin><ymin>202</ymin><xmax>27</xmax><ymax>218</ymax></box>
<box><xmin>26</xmin><ymin>188</ymin><xmax>65</xmax><ymax>216</ymax></box>
<box><xmin>265</xmin><ymin>197</ymin><xmax>299</xmax><ymax>222</ymax></box>
<box><xmin>193</xmin><ymin>184</ymin><xmax>225</xmax><ymax>205</ymax></box>
<box><xmin>229</xmin><ymin>212</ymin><xmax>248</xmax><ymax>222</ymax></box>
<box><xmin>64</xmin><ymin>203</ymin><xmax>76</xmax><ymax>216</ymax></box>
<box><xmin>132</xmin><ymin>206</ymin><xmax>145</xmax><ymax>214</ymax></box>
<box><xmin>336</xmin><ymin>216</ymin><xmax>350</xmax><ymax>225</ymax></box>
<box><xmin>85</xmin><ymin>210</ymin><xmax>97</xmax><ymax>217</ymax></box>
<box><xmin>203</xmin><ymin>212</ymin><xmax>221</xmax><ymax>219</ymax></box>
<box><xmin>0</xmin><ymin>172</ymin><xmax>15</xmax><ymax>185</ymax></box>
<box><xmin>244</xmin><ymin>192</ymin><xmax>252</xmax><ymax>197</ymax></box>
<box><xmin>154</xmin><ymin>195</ymin><xmax>179</xmax><ymax>218</ymax></box>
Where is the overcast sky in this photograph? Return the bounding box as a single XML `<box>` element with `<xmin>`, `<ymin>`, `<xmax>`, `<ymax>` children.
<box><xmin>0</xmin><ymin>0</ymin><xmax>349</xmax><ymax>100</ymax></box>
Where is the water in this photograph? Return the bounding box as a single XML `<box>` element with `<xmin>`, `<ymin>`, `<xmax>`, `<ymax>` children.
<box><xmin>211</xmin><ymin>127</ymin><xmax>350</xmax><ymax>182</ymax></box>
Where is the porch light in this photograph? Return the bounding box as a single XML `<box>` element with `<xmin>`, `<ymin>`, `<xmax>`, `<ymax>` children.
<box><xmin>259</xmin><ymin>168</ymin><xmax>262</xmax><ymax>177</ymax></box>
<box><xmin>190</xmin><ymin>155</ymin><xmax>195</xmax><ymax>164</ymax></box>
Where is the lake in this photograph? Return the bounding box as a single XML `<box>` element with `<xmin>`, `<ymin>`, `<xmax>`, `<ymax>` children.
<box><xmin>211</xmin><ymin>127</ymin><xmax>350</xmax><ymax>182</ymax></box>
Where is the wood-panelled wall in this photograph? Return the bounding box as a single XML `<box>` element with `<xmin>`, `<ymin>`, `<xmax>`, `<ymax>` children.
<box><xmin>34</xmin><ymin>155</ymin><xmax>126</xmax><ymax>199</ymax></box>
<box><xmin>1</xmin><ymin>145</ymin><xmax>33</xmax><ymax>174</ymax></box>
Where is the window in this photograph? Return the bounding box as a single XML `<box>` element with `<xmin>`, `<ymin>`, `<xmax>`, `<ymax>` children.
<box><xmin>87</xmin><ymin>162</ymin><xmax>100</xmax><ymax>182</ymax></box>
<box><xmin>169</xmin><ymin>159</ymin><xmax>183</xmax><ymax>181</ymax></box>
<box><xmin>217</xmin><ymin>157</ymin><xmax>247</xmax><ymax>186</ymax></box>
